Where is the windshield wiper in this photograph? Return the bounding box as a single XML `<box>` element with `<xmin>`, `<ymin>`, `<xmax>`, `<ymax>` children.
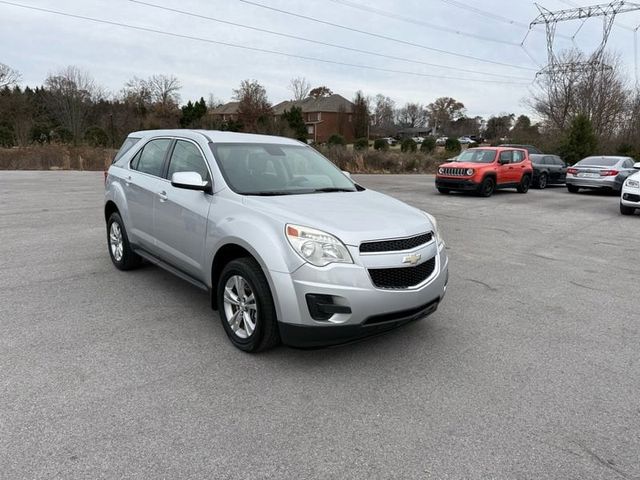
<box><xmin>242</xmin><ymin>190</ymin><xmax>313</xmax><ymax>196</ymax></box>
<box><xmin>310</xmin><ymin>187</ymin><xmax>356</xmax><ymax>193</ymax></box>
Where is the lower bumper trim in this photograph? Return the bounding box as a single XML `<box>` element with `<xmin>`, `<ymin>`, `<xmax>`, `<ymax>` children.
<box><xmin>279</xmin><ymin>298</ymin><xmax>440</xmax><ymax>348</ymax></box>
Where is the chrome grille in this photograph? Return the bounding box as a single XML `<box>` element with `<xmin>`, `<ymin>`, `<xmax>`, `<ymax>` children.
<box><xmin>439</xmin><ymin>167</ymin><xmax>467</xmax><ymax>176</ymax></box>
<box><xmin>360</xmin><ymin>232</ymin><xmax>433</xmax><ymax>253</ymax></box>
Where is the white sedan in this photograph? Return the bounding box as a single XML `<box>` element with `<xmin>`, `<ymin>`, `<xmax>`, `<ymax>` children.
<box><xmin>620</xmin><ymin>165</ymin><xmax>640</xmax><ymax>215</ymax></box>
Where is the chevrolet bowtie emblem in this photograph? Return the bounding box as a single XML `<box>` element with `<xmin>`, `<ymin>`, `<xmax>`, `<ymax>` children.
<box><xmin>402</xmin><ymin>253</ymin><xmax>422</xmax><ymax>265</ymax></box>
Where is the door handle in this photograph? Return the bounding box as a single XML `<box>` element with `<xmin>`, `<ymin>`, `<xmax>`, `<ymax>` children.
<box><xmin>158</xmin><ymin>190</ymin><xmax>168</xmax><ymax>202</ymax></box>
<box><xmin>124</xmin><ymin>175</ymin><xmax>132</xmax><ymax>186</ymax></box>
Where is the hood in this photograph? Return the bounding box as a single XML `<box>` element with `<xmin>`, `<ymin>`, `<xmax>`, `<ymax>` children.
<box><xmin>628</xmin><ymin>170</ymin><xmax>640</xmax><ymax>181</ymax></box>
<box><xmin>440</xmin><ymin>161</ymin><xmax>485</xmax><ymax>169</ymax></box>
<box><xmin>243</xmin><ymin>190</ymin><xmax>432</xmax><ymax>246</ymax></box>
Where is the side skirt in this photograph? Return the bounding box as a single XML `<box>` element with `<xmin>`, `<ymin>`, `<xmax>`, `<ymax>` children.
<box><xmin>133</xmin><ymin>247</ymin><xmax>209</xmax><ymax>292</ymax></box>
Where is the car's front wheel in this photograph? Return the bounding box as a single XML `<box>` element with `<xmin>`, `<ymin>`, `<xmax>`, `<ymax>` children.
<box><xmin>478</xmin><ymin>177</ymin><xmax>495</xmax><ymax>197</ymax></box>
<box><xmin>107</xmin><ymin>212</ymin><xmax>141</xmax><ymax>270</ymax></box>
<box><xmin>217</xmin><ymin>258</ymin><xmax>280</xmax><ymax>352</ymax></box>
<box><xmin>620</xmin><ymin>202</ymin><xmax>636</xmax><ymax>215</ymax></box>
<box><xmin>437</xmin><ymin>187</ymin><xmax>450</xmax><ymax>194</ymax></box>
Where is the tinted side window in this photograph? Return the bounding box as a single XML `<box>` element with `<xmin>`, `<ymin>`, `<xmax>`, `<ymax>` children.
<box><xmin>554</xmin><ymin>157</ymin><xmax>565</xmax><ymax>166</ymax></box>
<box><xmin>623</xmin><ymin>159</ymin><xmax>634</xmax><ymax>168</ymax></box>
<box><xmin>499</xmin><ymin>151</ymin><xmax>513</xmax><ymax>163</ymax></box>
<box><xmin>167</xmin><ymin>140</ymin><xmax>210</xmax><ymax>182</ymax></box>
<box><xmin>512</xmin><ymin>151</ymin><xmax>524</xmax><ymax>163</ymax></box>
<box><xmin>133</xmin><ymin>139</ymin><xmax>171</xmax><ymax>177</ymax></box>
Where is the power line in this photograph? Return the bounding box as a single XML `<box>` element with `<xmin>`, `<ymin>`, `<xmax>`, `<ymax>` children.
<box><xmin>129</xmin><ymin>0</ymin><xmax>530</xmax><ymax>81</ymax></box>
<box><xmin>236</xmin><ymin>0</ymin><xmax>538</xmax><ymax>71</ymax></box>
<box><xmin>439</xmin><ymin>0</ymin><xmax>574</xmax><ymax>40</ymax></box>
<box><xmin>0</xmin><ymin>0</ymin><xmax>531</xmax><ymax>86</ymax></box>
<box><xmin>326</xmin><ymin>0</ymin><xmax>521</xmax><ymax>46</ymax></box>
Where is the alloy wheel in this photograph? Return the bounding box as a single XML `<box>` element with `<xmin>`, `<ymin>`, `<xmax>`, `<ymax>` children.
<box><xmin>109</xmin><ymin>222</ymin><xmax>124</xmax><ymax>262</ymax></box>
<box><xmin>223</xmin><ymin>275</ymin><xmax>258</xmax><ymax>339</ymax></box>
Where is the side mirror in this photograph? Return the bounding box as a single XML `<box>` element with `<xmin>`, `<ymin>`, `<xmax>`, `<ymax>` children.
<box><xmin>342</xmin><ymin>170</ymin><xmax>352</xmax><ymax>179</ymax></box>
<box><xmin>171</xmin><ymin>171</ymin><xmax>211</xmax><ymax>193</ymax></box>
<box><xmin>634</xmin><ymin>162</ymin><xmax>640</xmax><ymax>169</ymax></box>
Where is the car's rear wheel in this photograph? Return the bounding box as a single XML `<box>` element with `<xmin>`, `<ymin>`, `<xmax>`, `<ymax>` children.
<box><xmin>107</xmin><ymin>212</ymin><xmax>141</xmax><ymax>270</ymax></box>
<box><xmin>437</xmin><ymin>187</ymin><xmax>450</xmax><ymax>194</ymax></box>
<box><xmin>217</xmin><ymin>258</ymin><xmax>280</xmax><ymax>352</ymax></box>
<box><xmin>478</xmin><ymin>177</ymin><xmax>495</xmax><ymax>197</ymax></box>
<box><xmin>620</xmin><ymin>202</ymin><xmax>635</xmax><ymax>215</ymax></box>
<box><xmin>517</xmin><ymin>175</ymin><xmax>531</xmax><ymax>193</ymax></box>
<box><xmin>537</xmin><ymin>173</ymin><xmax>548</xmax><ymax>189</ymax></box>
<box><xmin>567</xmin><ymin>184</ymin><xmax>580</xmax><ymax>193</ymax></box>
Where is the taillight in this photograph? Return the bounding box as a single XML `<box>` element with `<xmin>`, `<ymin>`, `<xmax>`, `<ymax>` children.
<box><xmin>600</xmin><ymin>169</ymin><xmax>619</xmax><ymax>176</ymax></box>
<box><xmin>567</xmin><ymin>168</ymin><xmax>578</xmax><ymax>175</ymax></box>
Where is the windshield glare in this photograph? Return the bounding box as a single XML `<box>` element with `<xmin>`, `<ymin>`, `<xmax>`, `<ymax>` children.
<box><xmin>210</xmin><ymin>143</ymin><xmax>358</xmax><ymax>195</ymax></box>
<box><xmin>577</xmin><ymin>157</ymin><xmax>619</xmax><ymax>167</ymax></box>
<box><xmin>456</xmin><ymin>149</ymin><xmax>497</xmax><ymax>164</ymax></box>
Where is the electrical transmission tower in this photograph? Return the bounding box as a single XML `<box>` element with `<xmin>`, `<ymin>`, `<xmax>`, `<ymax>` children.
<box><xmin>528</xmin><ymin>1</ymin><xmax>640</xmax><ymax>76</ymax></box>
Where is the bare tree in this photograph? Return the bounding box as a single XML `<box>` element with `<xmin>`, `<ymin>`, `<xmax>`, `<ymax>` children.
<box><xmin>44</xmin><ymin>66</ymin><xmax>102</xmax><ymax>143</ymax></box>
<box><xmin>233</xmin><ymin>79</ymin><xmax>272</xmax><ymax>132</ymax></box>
<box><xmin>147</xmin><ymin>74</ymin><xmax>181</xmax><ymax>110</ymax></box>
<box><xmin>288</xmin><ymin>77</ymin><xmax>311</xmax><ymax>101</ymax></box>
<box><xmin>529</xmin><ymin>50</ymin><xmax>627</xmax><ymax>143</ymax></box>
<box><xmin>426</xmin><ymin>97</ymin><xmax>465</xmax><ymax>134</ymax></box>
<box><xmin>396</xmin><ymin>103</ymin><xmax>427</xmax><ymax>128</ymax></box>
<box><xmin>0</xmin><ymin>63</ymin><xmax>21</xmax><ymax>88</ymax></box>
<box><xmin>371</xmin><ymin>94</ymin><xmax>396</xmax><ymax>131</ymax></box>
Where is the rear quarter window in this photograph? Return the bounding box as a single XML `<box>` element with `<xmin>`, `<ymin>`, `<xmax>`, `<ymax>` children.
<box><xmin>112</xmin><ymin>137</ymin><xmax>141</xmax><ymax>164</ymax></box>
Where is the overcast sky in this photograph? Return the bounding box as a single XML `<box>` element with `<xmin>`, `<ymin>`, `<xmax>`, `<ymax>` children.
<box><xmin>2</xmin><ymin>0</ymin><xmax>639</xmax><ymax>118</ymax></box>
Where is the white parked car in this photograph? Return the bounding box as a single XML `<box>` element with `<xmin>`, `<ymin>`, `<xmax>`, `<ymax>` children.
<box><xmin>436</xmin><ymin>137</ymin><xmax>448</xmax><ymax>146</ymax></box>
<box><xmin>620</xmin><ymin>163</ymin><xmax>640</xmax><ymax>215</ymax></box>
<box><xmin>412</xmin><ymin>137</ymin><xmax>425</xmax><ymax>144</ymax></box>
<box><xmin>458</xmin><ymin>136</ymin><xmax>474</xmax><ymax>145</ymax></box>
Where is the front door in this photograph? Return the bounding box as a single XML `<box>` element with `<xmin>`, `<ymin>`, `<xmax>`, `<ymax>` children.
<box><xmin>496</xmin><ymin>150</ymin><xmax>513</xmax><ymax>185</ymax></box>
<box><xmin>153</xmin><ymin>139</ymin><xmax>212</xmax><ymax>280</ymax></box>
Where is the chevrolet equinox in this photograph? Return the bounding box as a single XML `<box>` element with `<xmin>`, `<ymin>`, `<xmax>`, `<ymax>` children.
<box><xmin>104</xmin><ymin>130</ymin><xmax>449</xmax><ymax>351</ymax></box>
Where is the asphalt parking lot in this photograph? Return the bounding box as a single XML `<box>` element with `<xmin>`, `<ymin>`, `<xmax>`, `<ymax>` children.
<box><xmin>1</xmin><ymin>171</ymin><xmax>639</xmax><ymax>479</ymax></box>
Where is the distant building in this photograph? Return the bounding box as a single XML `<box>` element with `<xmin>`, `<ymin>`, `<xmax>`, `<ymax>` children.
<box><xmin>208</xmin><ymin>101</ymin><xmax>240</xmax><ymax>122</ymax></box>
<box><xmin>396</xmin><ymin>127</ymin><xmax>433</xmax><ymax>139</ymax></box>
<box><xmin>273</xmin><ymin>94</ymin><xmax>355</xmax><ymax>144</ymax></box>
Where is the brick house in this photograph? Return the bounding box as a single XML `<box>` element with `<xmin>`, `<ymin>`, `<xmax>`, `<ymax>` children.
<box><xmin>208</xmin><ymin>101</ymin><xmax>240</xmax><ymax>122</ymax></box>
<box><xmin>273</xmin><ymin>94</ymin><xmax>356</xmax><ymax>144</ymax></box>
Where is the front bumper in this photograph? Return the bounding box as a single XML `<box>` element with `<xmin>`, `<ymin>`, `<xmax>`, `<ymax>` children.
<box><xmin>270</xmin><ymin>242</ymin><xmax>449</xmax><ymax>348</ymax></box>
<box><xmin>435</xmin><ymin>177</ymin><xmax>478</xmax><ymax>191</ymax></box>
<box><xmin>621</xmin><ymin>188</ymin><xmax>640</xmax><ymax>207</ymax></box>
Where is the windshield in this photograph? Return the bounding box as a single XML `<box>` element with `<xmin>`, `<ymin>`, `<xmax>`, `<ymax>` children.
<box><xmin>456</xmin><ymin>149</ymin><xmax>497</xmax><ymax>164</ymax></box>
<box><xmin>210</xmin><ymin>143</ymin><xmax>358</xmax><ymax>195</ymax></box>
<box><xmin>576</xmin><ymin>157</ymin><xmax>619</xmax><ymax>167</ymax></box>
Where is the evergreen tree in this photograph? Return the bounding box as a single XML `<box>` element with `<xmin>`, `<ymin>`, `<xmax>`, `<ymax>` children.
<box><xmin>560</xmin><ymin>114</ymin><xmax>597</xmax><ymax>164</ymax></box>
<box><xmin>282</xmin><ymin>106</ymin><xmax>307</xmax><ymax>142</ymax></box>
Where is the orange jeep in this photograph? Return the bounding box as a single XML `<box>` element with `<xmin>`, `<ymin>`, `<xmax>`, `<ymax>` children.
<box><xmin>435</xmin><ymin>147</ymin><xmax>533</xmax><ymax>197</ymax></box>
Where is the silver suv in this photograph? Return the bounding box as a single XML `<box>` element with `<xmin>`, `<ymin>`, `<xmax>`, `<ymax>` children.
<box><xmin>104</xmin><ymin>130</ymin><xmax>449</xmax><ymax>351</ymax></box>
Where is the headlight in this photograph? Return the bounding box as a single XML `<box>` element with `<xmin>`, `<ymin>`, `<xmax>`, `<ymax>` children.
<box><xmin>626</xmin><ymin>179</ymin><xmax>640</xmax><ymax>189</ymax></box>
<box><xmin>422</xmin><ymin>211</ymin><xmax>445</xmax><ymax>250</ymax></box>
<box><xmin>466</xmin><ymin>168</ymin><xmax>474</xmax><ymax>176</ymax></box>
<box><xmin>286</xmin><ymin>224</ymin><xmax>353</xmax><ymax>267</ymax></box>
<box><xmin>438</xmin><ymin>167</ymin><xmax>444</xmax><ymax>175</ymax></box>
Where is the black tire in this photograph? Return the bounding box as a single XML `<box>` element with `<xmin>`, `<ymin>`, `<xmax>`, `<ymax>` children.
<box><xmin>478</xmin><ymin>176</ymin><xmax>495</xmax><ymax>197</ymax></box>
<box><xmin>620</xmin><ymin>202</ymin><xmax>635</xmax><ymax>215</ymax></box>
<box><xmin>567</xmin><ymin>184</ymin><xmax>580</xmax><ymax>193</ymax></box>
<box><xmin>107</xmin><ymin>212</ymin><xmax>141</xmax><ymax>270</ymax></box>
<box><xmin>437</xmin><ymin>187</ymin><xmax>450</xmax><ymax>194</ymax></box>
<box><xmin>517</xmin><ymin>175</ymin><xmax>531</xmax><ymax>193</ymax></box>
<box><xmin>217</xmin><ymin>257</ymin><xmax>280</xmax><ymax>352</ymax></box>
<box><xmin>537</xmin><ymin>173</ymin><xmax>548</xmax><ymax>189</ymax></box>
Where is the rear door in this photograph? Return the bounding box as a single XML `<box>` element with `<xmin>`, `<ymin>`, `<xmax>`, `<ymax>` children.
<box><xmin>496</xmin><ymin>150</ymin><xmax>513</xmax><ymax>185</ymax></box>
<box><xmin>553</xmin><ymin>156</ymin><xmax>567</xmax><ymax>183</ymax></box>
<box><xmin>511</xmin><ymin>150</ymin><xmax>527</xmax><ymax>182</ymax></box>
<box><xmin>126</xmin><ymin>138</ymin><xmax>172</xmax><ymax>251</ymax></box>
<box><xmin>153</xmin><ymin>139</ymin><xmax>213</xmax><ymax>279</ymax></box>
